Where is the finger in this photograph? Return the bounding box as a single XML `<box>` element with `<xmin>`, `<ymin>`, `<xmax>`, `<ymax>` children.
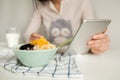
<box><xmin>31</xmin><ymin>33</ymin><xmax>41</xmax><ymax>38</ymax></box>
<box><xmin>31</xmin><ymin>37</ymin><xmax>40</xmax><ymax>41</ymax></box>
<box><xmin>30</xmin><ymin>37</ymin><xmax>39</xmax><ymax>41</ymax></box>
<box><xmin>89</xmin><ymin>41</ymin><xmax>109</xmax><ymax>52</ymax></box>
<box><xmin>92</xmin><ymin>34</ymin><xmax>108</xmax><ymax>39</ymax></box>
<box><xmin>90</xmin><ymin>48</ymin><xmax>104</xmax><ymax>54</ymax></box>
<box><xmin>30</xmin><ymin>33</ymin><xmax>41</xmax><ymax>41</ymax></box>
<box><xmin>87</xmin><ymin>38</ymin><xmax>108</xmax><ymax>49</ymax></box>
<box><xmin>88</xmin><ymin>39</ymin><xmax>107</xmax><ymax>45</ymax></box>
<box><xmin>88</xmin><ymin>43</ymin><xmax>100</xmax><ymax>48</ymax></box>
<box><xmin>88</xmin><ymin>43</ymin><xmax>102</xmax><ymax>49</ymax></box>
<box><xmin>89</xmin><ymin>44</ymin><xmax>104</xmax><ymax>53</ymax></box>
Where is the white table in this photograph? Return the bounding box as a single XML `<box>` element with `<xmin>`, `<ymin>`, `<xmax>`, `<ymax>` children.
<box><xmin>0</xmin><ymin>49</ymin><xmax>120</xmax><ymax>80</ymax></box>
<box><xmin>76</xmin><ymin>49</ymin><xmax>120</xmax><ymax>80</ymax></box>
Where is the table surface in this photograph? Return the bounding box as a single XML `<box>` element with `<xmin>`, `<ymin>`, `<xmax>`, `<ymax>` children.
<box><xmin>76</xmin><ymin>49</ymin><xmax>120</xmax><ymax>80</ymax></box>
<box><xmin>0</xmin><ymin>49</ymin><xmax>120</xmax><ymax>80</ymax></box>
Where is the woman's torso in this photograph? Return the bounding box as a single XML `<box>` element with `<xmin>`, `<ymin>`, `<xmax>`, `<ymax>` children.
<box><xmin>39</xmin><ymin>0</ymin><xmax>85</xmax><ymax>45</ymax></box>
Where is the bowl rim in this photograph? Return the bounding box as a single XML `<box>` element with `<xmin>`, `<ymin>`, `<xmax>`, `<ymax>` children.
<box><xmin>12</xmin><ymin>44</ymin><xmax>59</xmax><ymax>52</ymax></box>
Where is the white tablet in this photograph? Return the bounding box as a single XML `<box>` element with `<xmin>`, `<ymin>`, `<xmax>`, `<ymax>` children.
<box><xmin>64</xmin><ymin>19</ymin><xmax>111</xmax><ymax>55</ymax></box>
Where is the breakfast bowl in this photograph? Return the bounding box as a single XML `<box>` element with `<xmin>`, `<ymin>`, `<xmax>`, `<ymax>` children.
<box><xmin>12</xmin><ymin>44</ymin><xmax>58</xmax><ymax>67</ymax></box>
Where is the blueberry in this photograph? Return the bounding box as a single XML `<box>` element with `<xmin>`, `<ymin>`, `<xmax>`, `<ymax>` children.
<box><xmin>19</xmin><ymin>44</ymin><xmax>34</xmax><ymax>50</ymax></box>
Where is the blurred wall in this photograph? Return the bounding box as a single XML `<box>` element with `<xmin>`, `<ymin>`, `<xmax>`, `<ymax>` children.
<box><xmin>0</xmin><ymin>0</ymin><xmax>34</xmax><ymax>43</ymax></box>
<box><xmin>91</xmin><ymin>0</ymin><xmax>120</xmax><ymax>49</ymax></box>
<box><xmin>0</xmin><ymin>0</ymin><xmax>120</xmax><ymax>49</ymax></box>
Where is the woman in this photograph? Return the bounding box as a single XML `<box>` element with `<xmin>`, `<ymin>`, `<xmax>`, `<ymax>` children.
<box><xmin>24</xmin><ymin>0</ymin><xmax>110</xmax><ymax>54</ymax></box>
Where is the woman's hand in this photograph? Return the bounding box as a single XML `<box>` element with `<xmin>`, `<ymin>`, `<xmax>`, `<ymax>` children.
<box><xmin>87</xmin><ymin>33</ymin><xmax>110</xmax><ymax>54</ymax></box>
<box><xmin>29</xmin><ymin>33</ymin><xmax>42</xmax><ymax>41</ymax></box>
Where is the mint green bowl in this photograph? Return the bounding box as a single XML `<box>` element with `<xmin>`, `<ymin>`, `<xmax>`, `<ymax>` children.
<box><xmin>12</xmin><ymin>45</ymin><xmax>58</xmax><ymax>67</ymax></box>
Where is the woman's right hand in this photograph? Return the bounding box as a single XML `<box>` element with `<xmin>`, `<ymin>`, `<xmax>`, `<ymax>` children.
<box><xmin>29</xmin><ymin>33</ymin><xmax>42</xmax><ymax>41</ymax></box>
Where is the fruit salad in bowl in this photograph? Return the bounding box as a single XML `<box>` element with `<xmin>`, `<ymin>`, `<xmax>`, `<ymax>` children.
<box><xmin>13</xmin><ymin>36</ymin><xmax>58</xmax><ymax>67</ymax></box>
<box><xmin>20</xmin><ymin>36</ymin><xmax>56</xmax><ymax>50</ymax></box>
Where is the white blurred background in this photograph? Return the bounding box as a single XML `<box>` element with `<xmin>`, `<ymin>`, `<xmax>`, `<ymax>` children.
<box><xmin>0</xmin><ymin>0</ymin><xmax>120</xmax><ymax>49</ymax></box>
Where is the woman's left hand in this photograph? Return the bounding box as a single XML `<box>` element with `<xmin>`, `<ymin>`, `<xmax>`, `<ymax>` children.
<box><xmin>87</xmin><ymin>33</ymin><xmax>110</xmax><ymax>54</ymax></box>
